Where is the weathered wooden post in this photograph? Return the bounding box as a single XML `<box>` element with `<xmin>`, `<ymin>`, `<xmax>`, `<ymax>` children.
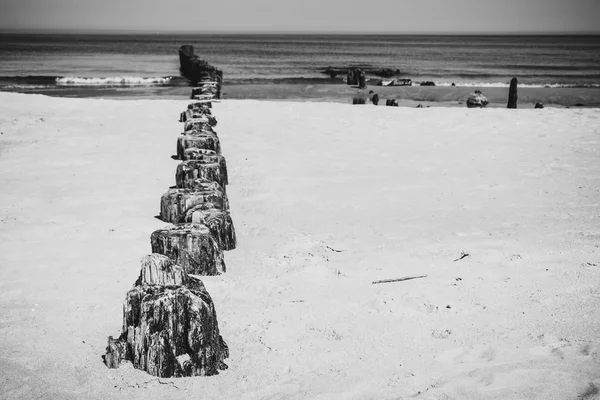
<box><xmin>358</xmin><ymin>69</ymin><xmax>367</xmax><ymax>89</ymax></box>
<box><xmin>181</xmin><ymin>105</ymin><xmax>214</xmax><ymax>121</ymax></box>
<box><xmin>347</xmin><ymin>69</ymin><xmax>354</xmax><ymax>86</ymax></box>
<box><xmin>183</xmin><ymin>114</ymin><xmax>218</xmax><ymax>127</ymax></box>
<box><xmin>184</xmin><ymin>119</ymin><xmax>217</xmax><ymax>134</ymax></box>
<box><xmin>177</xmin><ymin>134</ymin><xmax>222</xmax><ymax>159</ymax></box>
<box><xmin>507</xmin><ymin>77</ymin><xmax>518</xmax><ymax>109</ymax></box>
<box><xmin>182</xmin><ymin>148</ymin><xmax>228</xmax><ymax>184</ymax></box>
<box><xmin>179</xmin><ymin>45</ymin><xmax>223</xmax><ymax>98</ymax></box>
<box><xmin>160</xmin><ymin>181</ymin><xmax>228</xmax><ymax>223</ymax></box>
<box><xmin>183</xmin><ymin>206</ymin><xmax>236</xmax><ymax>250</ymax></box>
<box><xmin>176</xmin><ymin>160</ymin><xmax>228</xmax><ymax>189</ymax></box>
<box><xmin>103</xmin><ymin>254</ymin><xmax>229</xmax><ymax>377</ymax></box>
<box><xmin>104</xmin><ymin>48</ymin><xmax>236</xmax><ymax>379</ymax></box>
<box><xmin>178</xmin><ymin>45</ymin><xmax>195</xmax><ymax>74</ymax></box>
<box><xmin>151</xmin><ymin>224</ymin><xmax>226</xmax><ymax>275</ymax></box>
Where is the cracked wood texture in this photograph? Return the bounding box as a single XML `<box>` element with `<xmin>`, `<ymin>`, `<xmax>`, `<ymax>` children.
<box><xmin>184</xmin><ymin>120</ymin><xmax>217</xmax><ymax>135</ymax></box>
<box><xmin>182</xmin><ymin>113</ymin><xmax>217</xmax><ymax>127</ymax></box>
<box><xmin>151</xmin><ymin>224</ymin><xmax>226</xmax><ymax>276</ymax></box>
<box><xmin>160</xmin><ymin>182</ymin><xmax>227</xmax><ymax>224</ymax></box>
<box><xmin>104</xmin><ymin>254</ymin><xmax>228</xmax><ymax>377</ymax></box>
<box><xmin>179</xmin><ymin>106</ymin><xmax>214</xmax><ymax>123</ymax></box>
<box><xmin>183</xmin><ymin>207</ymin><xmax>236</xmax><ymax>251</ymax></box>
<box><xmin>177</xmin><ymin>134</ymin><xmax>221</xmax><ymax>159</ymax></box>
<box><xmin>182</xmin><ymin>148</ymin><xmax>228</xmax><ymax>185</ymax></box>
<box><xmin>175</xmin><ymin>160</ymin><xmax>227</xmax><ymax>189</ymax></box>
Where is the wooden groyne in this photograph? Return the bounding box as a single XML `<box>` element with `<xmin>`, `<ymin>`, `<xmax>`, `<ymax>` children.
<box><xmin>179</xmin><ymin>45</ymin><xmax>223</xmax><ymax>98</ymax></box>
<box><xmin>104</xmin><ymin>47</ymin><xmax>234</xmax><ymax>378</ymax></box>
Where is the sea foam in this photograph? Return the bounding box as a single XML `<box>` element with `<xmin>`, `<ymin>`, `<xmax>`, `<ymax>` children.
<box><xmin>55</xmin><ymin>76</ymin><xmax>172</xmax><ymax>86</ymax></box>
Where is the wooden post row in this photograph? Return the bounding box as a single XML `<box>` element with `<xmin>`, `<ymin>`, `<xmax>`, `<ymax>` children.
<box><xmin>104</xmin><ymin>50</ymin><xmax>234</xmax><ymax>377</ymax></box>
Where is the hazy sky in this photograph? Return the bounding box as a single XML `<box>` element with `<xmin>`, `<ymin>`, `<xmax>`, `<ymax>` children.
<box><xmin>1</xmin><ymin>0</ymin><xmax>599</xmax><ymax>34</ymax></box>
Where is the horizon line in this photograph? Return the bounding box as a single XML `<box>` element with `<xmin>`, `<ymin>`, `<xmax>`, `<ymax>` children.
<box><xmin>1</xmin><ymin>28</ymin><xmax>600</xmax><ymax>36</ymax></box>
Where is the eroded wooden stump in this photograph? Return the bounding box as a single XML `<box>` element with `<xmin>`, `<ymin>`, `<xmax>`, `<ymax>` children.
<box><xmin>193</xmin><ymin>93</ymin><xmax>216</xmax><ymax>101</ymax></box>
<box><xmin>104</xmin><ymin>254</ymin><xmax>228</xmax><ymax>377</ymax></box>
<box><xmin>183</xmin><ymin>207</ymin><xmax>236</xmax><ymax>251</ymax></box>
<box><xmin>184</xmin><ymin>119</ymin><xmax>217</xmax><ymax>133</ymax></box>
<box><xmin>182</xmin><ymin>148</ymin><xmax>228</xmax><ymax>184</ymax></box>
<box><xmin>160</xmin><ymin>183</ymin><xmax>227</xmax><ymax>223</ymax></box>
<box><xmin>180</xmin><ymin>111</ymin><xmax>217</xmax><ymax>126</ymax></box>
<box><xmin>120</xmin><ymin>285</ymin><xmax>228</xmax><ymax>376</ymax></box>
<box><xmin>177</xmin><ymin>134</ymin><xmax>221</xmax><ymax>159</ymax></box>
<box><xmin>192</xmin><ymin>85</ymin><xmax>220</xmax><ymax>99</ymax></box>
<box><xmin>179</xmin><ymin>45</ymin><xmax>223</xmax><ymax>92</ymax></box>
<box><xmin>176</xmin><ymin>160</ymin><xmax>227</xmax><ymax>189</ymax></box>
<box><xmin>187</xmin><ymin>104</ymin><xmax>212</xmax><ymax>115</ymax></box>
<box><xmin>151</xmin><ymin>224</ymin><xmax>226</xmax><ymax>275</ymax></box>
<box><xmin>134</xmin><ymin>254</ymin><xmax>199</xmax><ymax>287</ymax></box>
<box><xmin>104</xmin><ymin>336</ymin><xmax>127</xmax><ymax>369</ymax></box>
<box><xmin>358</xmin><ymin>70</ymin><xmax>367</xmax><ymax>89</ymax></box>
<box><xmin>189</xmin><ymin>100</ymin><xmax>212</xmax><ymax>110</ymax></box>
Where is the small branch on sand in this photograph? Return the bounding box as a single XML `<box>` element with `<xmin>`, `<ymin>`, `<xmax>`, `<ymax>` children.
<box><xmin>372</xmin><ymin>275</ymin><xmax>428</xmax><ymax>285</ymax></box>
<box><xmin>453</xmin><ymin>251</ymin><xmax>470</xmax><ymax>262</ymax></box>
<box><xmin>325</xmin><ymin>245</ymin><xmax>344</xmax><ymax>253</ymax></box>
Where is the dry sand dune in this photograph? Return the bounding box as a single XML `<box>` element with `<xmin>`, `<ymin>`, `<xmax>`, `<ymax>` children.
<box><xmin>0</xmin><ymin>92</ymin><xmax>599</xmax><ymax>399</ymax></box>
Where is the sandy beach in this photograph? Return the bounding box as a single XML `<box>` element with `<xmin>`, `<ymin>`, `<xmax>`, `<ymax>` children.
<box><xmin>1</xmin><ymin>91</ymin><xmax>599</xmax><ymax>399</ymax></box>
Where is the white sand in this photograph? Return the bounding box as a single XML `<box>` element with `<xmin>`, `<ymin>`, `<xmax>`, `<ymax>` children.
<box><xmin>1</xmin><ymin>92</ymin><xmax>599</xmax><ymax>400</ymax></box>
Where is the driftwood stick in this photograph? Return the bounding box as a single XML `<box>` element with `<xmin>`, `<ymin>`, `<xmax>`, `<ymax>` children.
<box><xmin>453</xmin><ymin>251</ymin><xmax>470</xmax><ymax>262</ymax></box>
<box><xmin>372</xmin><ymin>275</ymin><xmax>428</xmax><ymax>285</ymax></box>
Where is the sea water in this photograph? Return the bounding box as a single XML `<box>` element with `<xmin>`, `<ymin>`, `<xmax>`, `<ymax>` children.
<box><xmin>1</xmin><ymin>33</ymin><xmax>599</xmax><ymax>94</ymax></box>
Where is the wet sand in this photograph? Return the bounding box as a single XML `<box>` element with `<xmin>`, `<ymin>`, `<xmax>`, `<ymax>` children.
<box><xmin>3</xmin><ymin>84</ymin><xmax>600</xmax><ymax>107</ymax></box>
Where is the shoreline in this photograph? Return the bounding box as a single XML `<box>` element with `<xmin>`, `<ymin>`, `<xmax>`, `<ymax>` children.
<box><xmin>2</xmin><ymin>84</ymin><xmax>600</xmax><ymax>107</ymax></box>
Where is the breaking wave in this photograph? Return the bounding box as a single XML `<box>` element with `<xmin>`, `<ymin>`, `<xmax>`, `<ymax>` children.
<box><xmin>55</xmin><ymin>76</ymin><xmax>175</xmax><ymax>86</ymax></box>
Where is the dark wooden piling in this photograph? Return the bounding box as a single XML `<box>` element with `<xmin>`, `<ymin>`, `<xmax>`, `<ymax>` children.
<box><xmin>184</xmin><ymin>207</ymin><xmax>236</xmax><ymax>251</ymax></box>
<box><xmin>151</xmin><ymin>224</ymin><xmax>226</xmax><ymax>275</ymax></box>
<box><xmin>347</xmin><ymin>69</ymin><xmax>356</xmax><ymax>86</ymax></box>
<box><xmin>182</xmin><ymin>148</ymin><xmax>228</xmax><ymax>184</ymax></box>
<box><xmin>177</xmin><ymin>134</ymin><xmax>222</xmax><ymax>159</ymax></box>
<box><xmin>179</xmin><ymin>45</ymin><xmax>223</xmax><ymax>98</ymax></box>
<box><xmin>358</xmin><ymin>70</ymin><xmax>367</xmax><ymax>89</ymax></box>
<box><xmin>160</xmin><ymin>183</ymin><xmax>228</xmax><ymax>224</ymax></box>
<box><xmin>176</xmin><ymin>160</ymin><xmax>228</xmax><ymax>189</ymax></box>
<box><xmin>507</xmin><ymin>78</ymin><xmax>518</xmax><ymax>109</ymax></box>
